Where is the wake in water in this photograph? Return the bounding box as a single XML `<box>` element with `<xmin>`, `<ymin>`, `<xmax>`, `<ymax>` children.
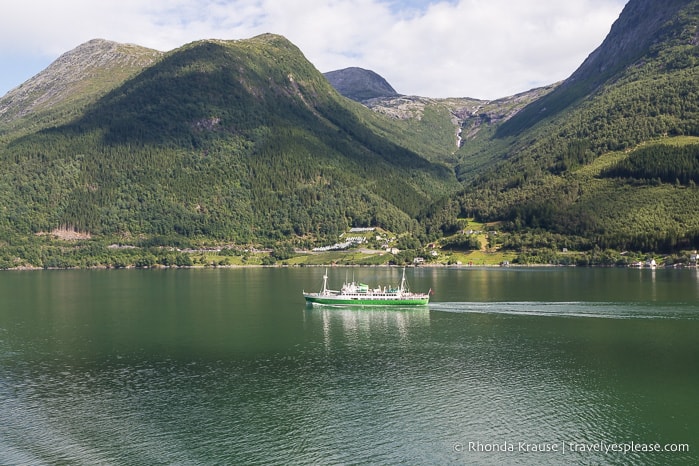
<box><xmin>429</xmin><ymin>301</ymin><xmax>699</xmax><ymax>320</ymax></box>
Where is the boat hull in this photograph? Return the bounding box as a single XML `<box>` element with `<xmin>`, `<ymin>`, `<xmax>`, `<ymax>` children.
<box><xmin>304</xmin><ymin>294</ymin><xmax>429</xmax><ymax>306</ymax></box>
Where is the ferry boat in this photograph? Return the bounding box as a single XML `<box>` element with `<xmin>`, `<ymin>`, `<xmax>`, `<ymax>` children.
<box><xmin>303</xmin><ymin>268</ymin><xmax>431</xmax><ymax>306</ymax></box>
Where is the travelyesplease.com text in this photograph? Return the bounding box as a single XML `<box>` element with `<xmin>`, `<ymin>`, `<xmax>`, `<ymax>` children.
<box><xmin>453</xmin><ymin>440</ymin><xmax>690</xmax><ymax>455</ymax></box>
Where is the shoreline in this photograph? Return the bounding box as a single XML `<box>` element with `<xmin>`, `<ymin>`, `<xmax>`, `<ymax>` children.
<box><xmin>3</xmin><ymin>262</ymin><xmax>687</xmax><ymax>271</ymax></box>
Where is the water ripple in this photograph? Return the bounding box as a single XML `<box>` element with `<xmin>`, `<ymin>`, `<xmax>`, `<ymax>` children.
<box><xmin>430</xmin><ymin>301</ymin><xmax>699</xmax><ymax>320</ymax></box>
<box><xmin>2</xmin><ymin>271</ymin><xmax>698</xmax><ymax>465</ymax></box>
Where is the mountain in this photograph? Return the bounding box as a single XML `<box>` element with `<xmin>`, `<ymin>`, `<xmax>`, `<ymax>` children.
<box><xmin>363</xmin><ymin>85</ymin><xmax>557</xmax><ymax>167</ymax></box>
<box><xmin>445</xmin><ymin>0</ymin><xmax>699</xmax><ymax>253</ymax></box>
<box><xmin>0</xmin><ymin>39</ymin><xmax>162</xmax><ymax>135</ymax></box>
<box><xmin>0</xmin><ymin>34</ymin><xmax>457</xmax><ymax>245</ymax></box>
<box><xmin>322</xmin><ymin>67</ymin><xmax>555</xmax><ymax>166</ymax></box>
<box><xmin>323</xmin><ymin>67</ymin><xmax>399</xmax><ymax>102</ymax></box>
<box><xmin>2</xmin><ymin>0</ymin><xmax>699</xmax><ymax>264</ymax></box>
<box><xmin>497</xmin><ymin>0</ymin><xmax>694</xmax><ymax>137</ymax></box>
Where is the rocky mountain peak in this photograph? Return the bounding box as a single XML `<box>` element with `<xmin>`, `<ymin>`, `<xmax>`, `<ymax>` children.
<box><xmin>0</xmin><ymin>39</ymin><xmax>162</xmax><ymax>124</ymax></box>
<box><xmin>324</xmin><ymin>67</ymin><xmax>399</xmax><ymax>102</ymax></box>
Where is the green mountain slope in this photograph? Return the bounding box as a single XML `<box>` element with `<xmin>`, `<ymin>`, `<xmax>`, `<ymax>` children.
<box><xmin>0</xmin><ymin>34</ymin><xmax>457</xmax><ymax>244</ymax></box>
<box><xmin>439</xmin><ymin>0</ymin><xmax>699</xmax><ymax>252</ymax></box>
<box><xmin>496</xmin><ymin>0</ymin><xmax>693</xmax><ymax>138</ymax></box>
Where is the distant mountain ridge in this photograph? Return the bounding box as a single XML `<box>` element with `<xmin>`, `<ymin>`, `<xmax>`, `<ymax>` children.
<box><xmin>322</xmin><ymin>67</ymin><xmax>553</xmax><ymax>167</ymax></box>
<box><xmin>323</xmin><ymin>67</ymin><xmax>399</xmax><ymax>102</ymax></box>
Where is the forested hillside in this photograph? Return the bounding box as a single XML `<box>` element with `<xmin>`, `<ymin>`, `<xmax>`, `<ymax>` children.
<box><xmin>429</xmin><ymin>0</ymin><xmax>699</xmax><ymax>254</ymax></box>
<box><xmin>0</xmin><ymin>35</ymin><xmax>457</xmax><ymax>249</ymax></box>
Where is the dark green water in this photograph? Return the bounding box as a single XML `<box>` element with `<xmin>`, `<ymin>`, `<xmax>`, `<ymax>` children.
<box><xmin>0</xmin><ymin>267</ymin><xmax>697</xmax><ymax>465</ymax></box>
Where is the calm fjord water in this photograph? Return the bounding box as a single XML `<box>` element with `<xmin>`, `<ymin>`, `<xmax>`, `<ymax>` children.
<box><xmin>0</xmin><ymin>267</ymin><xmax>697</xmax><ymax>465</ymax></box>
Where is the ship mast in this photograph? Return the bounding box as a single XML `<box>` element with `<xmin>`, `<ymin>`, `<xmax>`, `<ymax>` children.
<box><xmin>322</xmin><ymin>268</ymin><xmax>328</xmax><ymax>294</ymax></box>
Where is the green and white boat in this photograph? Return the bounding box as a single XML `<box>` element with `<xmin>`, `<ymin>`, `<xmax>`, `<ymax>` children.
<box><xmin>303</xmin><ymin>268</ymin><xmax>430</xmax><ymax>306</ymax></box>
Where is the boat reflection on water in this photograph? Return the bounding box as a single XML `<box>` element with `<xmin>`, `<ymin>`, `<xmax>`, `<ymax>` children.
<box><xmin>304</xmin><ymin>305</ymin><xmax>431</xmax><ymax>350</ymax></box>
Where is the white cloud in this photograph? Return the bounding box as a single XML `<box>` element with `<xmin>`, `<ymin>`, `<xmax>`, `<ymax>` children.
<box><xmin>363</xmin><ymin>0</ymin><xmax>628</xmax><ymax>97</ymax></box>
<box><xmin>0</xmin><ymin>0</ymin><xmax>628</xmax><ymax>98</ymax></box>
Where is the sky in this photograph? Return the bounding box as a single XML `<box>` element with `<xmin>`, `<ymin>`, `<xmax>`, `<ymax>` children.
<box><xmin>0</xmin><ymin>0</ymin><xmax>629</xmax><ymax>100</ymax></box>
